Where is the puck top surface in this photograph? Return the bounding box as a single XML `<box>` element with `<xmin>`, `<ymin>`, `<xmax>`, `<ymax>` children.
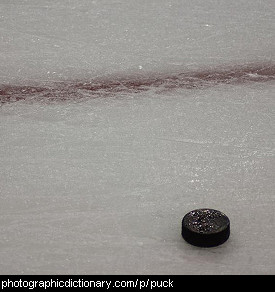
<box><xmin>183</xmin><ymin>209</ymin><xmax>229</xmax><ymax>234</ymax></box>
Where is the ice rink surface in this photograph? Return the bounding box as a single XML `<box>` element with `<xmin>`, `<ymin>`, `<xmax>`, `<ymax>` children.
<box><xmin>0</xmin><ymin>0</ymin><xmax>274</xmax><ymax>274</ymax></box>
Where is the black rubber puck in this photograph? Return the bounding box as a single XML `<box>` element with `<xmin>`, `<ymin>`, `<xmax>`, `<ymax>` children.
<box><xmin>182</xmin><ymin>208</ymin><xmax>230</xmax><ymax>247</ymax></box>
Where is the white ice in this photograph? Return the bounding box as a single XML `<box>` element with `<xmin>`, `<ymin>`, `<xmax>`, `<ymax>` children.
<box><xmin>0</xmin><ymin>0</ymin><xmax>274</xmax><ymax>274</ymax></box>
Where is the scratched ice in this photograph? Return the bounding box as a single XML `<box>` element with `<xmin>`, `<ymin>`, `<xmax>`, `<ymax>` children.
<box><xmin>0</xmin><ymin>0</ymin><xmax>274</xmax><ymax>274</ymax></box>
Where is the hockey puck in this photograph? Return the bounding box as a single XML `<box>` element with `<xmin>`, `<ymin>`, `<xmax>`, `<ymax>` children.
<box><xmin>182</xmin><ymin>208</ymin><xmax>230</xmax><ymax>247</ymax></box>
